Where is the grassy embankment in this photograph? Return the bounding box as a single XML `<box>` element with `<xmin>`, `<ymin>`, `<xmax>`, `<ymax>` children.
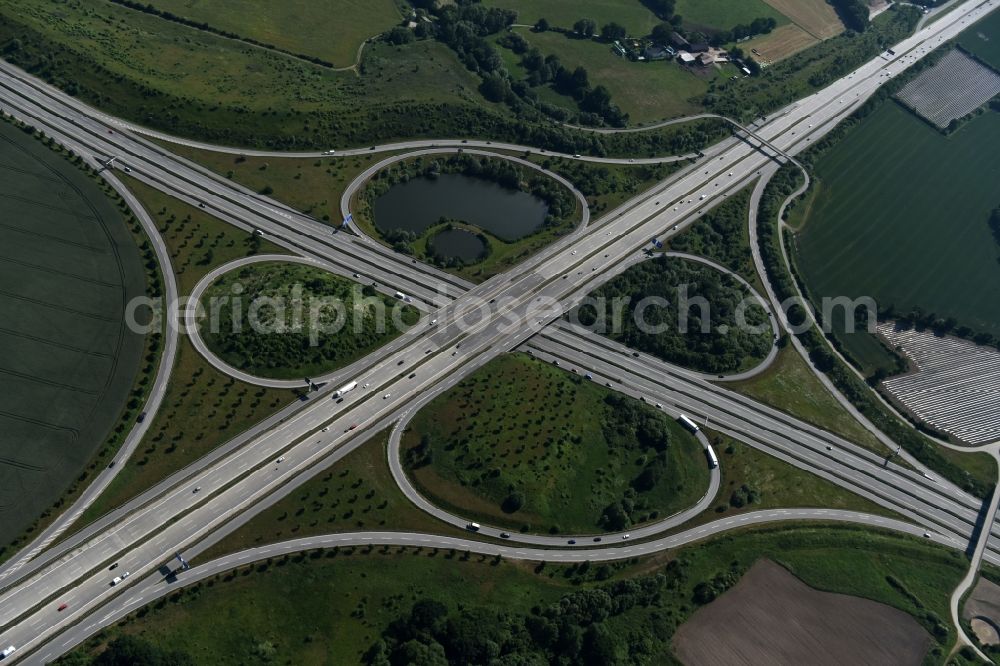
<box><xmin>729</xmin><ymin>346</ymin><xmax>889</xmax><ymax>454</ymax></box>
<box><xmin>403</xmin><ymin>353</ymin><xmax>710</xmax><ymax>534</ymax></box>
<box><xmin>199</xmin><ymin>429</ymin><xmax>469</xmax><ymax>561</ymax></box>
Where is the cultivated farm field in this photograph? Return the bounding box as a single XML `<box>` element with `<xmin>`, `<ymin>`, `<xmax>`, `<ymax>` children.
<box><xmin>675</xmin><ymin>0</ymin><xmax>788</xmax><ymax>33</ymax></box>
<box><xmin>743</xmin><ymin>23</ymin><xmax>820</xmax><ymax>63</ymax></box>
<box><xmin>762</xmin><ymin>0</ymin><xmax>842</xmax><ymax>39</ymax></box>
<box><xmin>0</xmin><ymin>124</ymin><xmax>147</xmax><ymax>544</ymax></box>
<box><xmin>959</xmin><ymin>6</ymin><xmax>1000</xmax><ymax>69</ymax></box>
<box><xmin>674</xmin><ymin>559</ymin><xmax>933</xmax><ymax>665</ymax></box>
<box><xmin>795</xmin><ymin>103</ymin><xmax>1000</xmax><ymax>339</ymax></box>
<box><xmin>144</xmin><ymin>0</ymin><xmax>403</xmax><ymax>67</ymax></box>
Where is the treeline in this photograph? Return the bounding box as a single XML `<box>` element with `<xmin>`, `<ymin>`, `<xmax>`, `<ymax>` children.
<box><xmin>755</xmin><ymin>164</ymin><xmax>990</xmax><ymax>498</ymax></box>
<box><xmin>990</xmin><ymin>207</ymin><xmax>1000</xmax><ymax>253</ymax></box>
<box><xmin>365</xmin><ymin>572</ymin><xmax>683</xmax><ymax>665</ymax></box>
<box><xmin>106</xmin><ymin>0</ymin><xmax>336</xmax><ymax>67</ymax></box>
<box><xmin>499</xmin><ymin>39</ymin><xmax>627</xmax><ymax>126</ymax></box>
<box><xmin>56</xmin><ymin>635</ymin><xmax>193</xmax><ymax>666</ymax></box>
<box><xmin>829</xmin><ymin>0</ymin><xmax>871</xmax><ymax>33</ymax></box>
<box><xmin>578</xmin><ymin>255</ymin><xmax>772</xmax><ymax>374</ymax></box>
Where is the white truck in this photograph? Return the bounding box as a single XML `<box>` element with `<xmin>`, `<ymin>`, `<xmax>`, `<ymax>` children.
<box><xmin>678</xmin><ymin>414</ymin><xmax>699</xmax><ymax>434</ymax></box>
<box><xmin>1</xmin><ymin>646</ymin><xmax>15</xmax><ymax>660</ymax></box>
<box><xmin>706</xmin><ymin>444</ymin><xmax>719</xmax><ymax>469</ymax></box>
<box><xmin>332</xmin><ymin>380</ymin><xmax>358</xmax><ymax>399</ymax></box>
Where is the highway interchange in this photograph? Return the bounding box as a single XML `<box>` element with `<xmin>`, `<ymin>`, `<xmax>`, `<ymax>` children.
<box><xmin>0</xmin><ymin>0</ymin><xmax>999</xmax><ymax>661</ymax></box>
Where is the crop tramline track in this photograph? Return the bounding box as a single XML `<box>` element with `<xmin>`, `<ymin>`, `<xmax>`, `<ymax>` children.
<box><xmin>527</xmin><ymin>334</ymin><xmax>984</xmax><ymax>546</ymax></box>
<box><xmin>1</xmin><ymin>1</ymin><xmax>997</xmax><ymax>658</ymax></box>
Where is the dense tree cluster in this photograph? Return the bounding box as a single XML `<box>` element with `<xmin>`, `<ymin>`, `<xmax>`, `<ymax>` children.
<box><xmin>829</xmin><ymin>0</ymin><xmax>871</xmax><ymax>33</ymax></box>
<box><xmin>366</xmin><ymin>573</ymin><xmax>679</xmax><ymax>666</ymax></box>
<box><xmin>577</xmin><ymin>256</ymin><xmax>772</xmax><ymax>374</ymax></box>
<box><xmin>201</xmin><ymin>264</ymin><xmax>418</xmax><ymax>378</ymax></box>
<box><xmin>668</xmin><ymin>187</ymin><xmax>755</xmax><ymax>281</ymax></box>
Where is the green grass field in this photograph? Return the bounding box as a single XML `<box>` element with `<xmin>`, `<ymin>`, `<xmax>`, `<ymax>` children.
<box><xmin>200</xmin><ymin>262</ymin><xmax>418</xmax><ymax>379</ymax></box>
<box><xmin>403</xmin><ymin>353</ymin><xmax>710</xmax><ymax>534</ymax></box>
<box><xmin>794</xmin><ymin>102</ymin><xmax>1000</xmax><ymax>338</ymax></box>
<box><xmin>64</xmin><ymin>525</ymin><xmax>966</xmax><ymax>664</ymax></box>
<box><xmin>145</xmin><ymin>0</ymin><xmax>403</xmax><ymax>67</ymax></box>
<box><xmin>675</xmin><ymin>0</ymin><xmax>788</xmax><ymax>33</ymax></box>
<box><xmin>706</xmin><ymin>435</ymin><xmax>897</xmax><ymax>518</ymax></box>
<box><xmin>486</xmin><ymin>0</ymin><xmax>661</xmax><ymax>35</ymax></box>
<box><xmin>509</xmin><ymin>29</ymin><xmax>721</xmax><ymax>123</ymax></box>
<box><xmin>0</xmin><ymin>123</ymin><xmax>147</xmax><ymax>545</ymax></box>
<box><xmin>959</xmin><ymin>7</ymin><xmax>1000</xmax><ymax>69</ymax></box>
<box><xmin>728</xmin><ymin>346</ymin><xmax>889</xmax><ymax>455</ymax></box>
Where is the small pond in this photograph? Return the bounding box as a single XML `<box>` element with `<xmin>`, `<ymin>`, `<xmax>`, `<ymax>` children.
<box><xmin>429</xmin><ymin>228</ymin><xmax>488</xmax><ymax>263</ymax></box>
<box><xmin>373</xmin><ymin>173</ymin><xmax>549</xmax><ymax>242</ymax></box>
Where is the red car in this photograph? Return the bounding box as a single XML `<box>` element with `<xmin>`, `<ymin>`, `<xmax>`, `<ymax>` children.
<box><xmin>57</xmin><ymin>603</ymin><xmax>68</xmax><ymax>612</ymax></box>
<box><xmin>348</xmin><ymin>424</ymin><xmax>358</xmax><ymax>431</ymax></box>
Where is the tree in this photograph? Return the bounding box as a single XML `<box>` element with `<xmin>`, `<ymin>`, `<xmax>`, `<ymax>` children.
<box><xmin>651</xmin><ymin>22</ymin><xmax>673</xmax><ymax>45</ymax></box>
<box><xmin>534</xmin><ymin>17</ymin><xmax>549</xmax><ymax>32</ymax></box>
<box><xmin>386</xmin><ymin>26</ymin><xmax>414</xmax><ymax>45</ymax></box>
<box><xmin>573</xmin><ymin>18</ymin><xmax>597</xmax><ymax>37</ymax></box>
<box><xmin>600</xmin><ymin>22</ymin><xmax>627</xmax><ymax>41</ymax></box>
<box><xmin>643</xmin><ymin>0</ymin><xmax>677</xmax><ymax>20</ymax></box>
<box><xmin>502</xmin><ymin>490</ymin><xmax>526</xmax><ymax>513</ymax></box>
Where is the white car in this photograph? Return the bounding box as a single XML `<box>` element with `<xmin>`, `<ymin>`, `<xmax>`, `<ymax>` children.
<box><xmin>383</xmin><ymin>393</ymin><xmax>391</xmax><ymax>399</ymax></box>
<box><xmin>1</xmin><ymin>646</ymin><xmax>15</xmax><ymax>659</ymax></box>
<box><xmin>275</xmin><ymin>456</ymin><xmax>285</xmax><ymax>463</ymax></box>
<box><xmin>122</xmin><ymin>571</ymin><xmax>130</xmax><ymax>579</ymax></box>
<box><xmin>622</xmin><ymin>534</ymin><xmax>630</xmax><ymax>540</ymax></box>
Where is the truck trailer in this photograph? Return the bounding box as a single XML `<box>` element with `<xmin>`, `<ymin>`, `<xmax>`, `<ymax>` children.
<box><xmin>332</xmin><ymin>381</ymin><xmax>358</xmax><ymax>399</ymax></box>
<box><xmin>678</xmin><ymin>414</ymin><xmax>699</xmax><ymax>433</ymax></box>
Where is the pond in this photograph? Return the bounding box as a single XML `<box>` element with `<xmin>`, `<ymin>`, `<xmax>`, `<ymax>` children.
<box><xmin>373</xmin><ymin>173</ymin><xmax>549</xmax><ymax>242</ymax></box>
<box><xmin>429</xmin><ymin>228</ymin><xmax>488</xmax><ymax>263</ymax></box>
